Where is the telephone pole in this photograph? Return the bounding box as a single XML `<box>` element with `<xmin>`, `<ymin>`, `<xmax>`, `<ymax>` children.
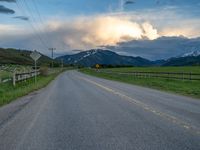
<box><xmin>49</xmin><ymin>48</ymin><xmax>56</xmax><ymax>68</ymax></box>
<box><xmin>61</xmin><ymin>59</ymin><xmax>64</xmax><ymax>71</ymax></box>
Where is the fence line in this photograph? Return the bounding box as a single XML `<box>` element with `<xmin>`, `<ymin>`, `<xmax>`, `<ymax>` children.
<box><xmin>13</xmin><ymin>70</ymin><xmax>40</xmax><ymax>86</ymax></box>
<box><xmin>96</xmin><ymin>70</ymin><xmax>200</xmax><ymax>81</ymax></box>
<box><xmin>0</xmin><ymin>78</ymin><xmax>12</xmax><ymax>83</ymax></box>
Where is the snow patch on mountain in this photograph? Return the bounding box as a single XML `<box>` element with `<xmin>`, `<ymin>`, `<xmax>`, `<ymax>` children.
<box><xmin>181</xmin><ymin>50</ymin><xmax>200</xmax><ymax>57</ymax></box>
<box><xmin>79</xmin><ymin>50</ymin><xmax>98</xmax><ymax>61</ymax></box>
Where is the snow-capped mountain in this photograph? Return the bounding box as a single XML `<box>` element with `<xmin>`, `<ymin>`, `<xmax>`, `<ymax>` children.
<box><xmin>56</xmin><ymin>49</ymin><xmax>152</xmax><ymax>67</ymax></box>
<box><xmin>163</xmin><ymin>50</ymin><xmax>200</xmax><ymax>66</ymax></box>
<box><xmin>56</xmin><ymin>49</ymin><xmax>200</xmax><ymax>67</ymax></box>
<box><xmin>181</xmin><ymin>50</ymin><xmax>200</xmax><ymax>57</ymax></box>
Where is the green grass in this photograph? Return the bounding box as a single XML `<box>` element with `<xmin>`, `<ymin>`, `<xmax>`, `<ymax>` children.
<box><xmin>80</xmin><ymin>67</ymin><xmax>200</xmax><ymax>99</ymax></box>
<box><xmin>0</xmin><ymin>71</ymin><xmax>12</xmax><ymax>80</ymax></box>
<box><xmin>0</xmin><ymin>68</ymin><xmax>70</xmax><ymax>106</ymax></box>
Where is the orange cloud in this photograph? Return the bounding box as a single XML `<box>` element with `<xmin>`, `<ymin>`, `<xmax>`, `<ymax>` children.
<box><xmin>47</xmin><ymin>16</ymin><xmax>159</xmax><ymax>49</ymax></box>
<box><xmin>160</xmin><ymin>27</ymin><xmax>200</xmax><ymax>38</ymax></box>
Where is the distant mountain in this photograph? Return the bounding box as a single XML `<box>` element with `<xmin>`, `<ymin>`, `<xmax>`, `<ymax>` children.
<box><xmin>163</xmin><ymin>51</ymin><xmax>200</xmax><ymax>66</ymax></box>
<box><xmin>181</xmin><ymin>50</ymin><xmax>200</xmax><ymax>57</ymax></box>
<box><xmin>105</xmin><ymin>36</ymin><xmax>200</xmax><ymax>60</ymax></box>
<box><xmin>0</xmin><ymin>48</ymin><xmax>54</xmax><ymax>66</ymax></box>
<box><xmin>152</xmin><ymin>59</ymin><xmax>166</xmax><ymax>66</ymax></box>
<box><xmin>2</xmin><ymin>47</ymin><xmax>198</xmax><ymax>67</ymax></box>
<box><xmin>56</xmin><ymin>49</ymin><xmax>152</xmax><ymax>67</ymax></box>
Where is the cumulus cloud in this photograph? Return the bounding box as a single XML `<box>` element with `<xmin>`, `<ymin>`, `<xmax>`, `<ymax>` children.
<box><xmin>46</xmin><ymin>15</ymin><xmax>159</xmax><ymax>49</ymax></box>
<box><xmin>142</xmin><ymin>22</ymin><xmax>159</xmax><ymax>40</ymax></box>
<box><xmin>0</xmin><ymin>5</ymin><xmax>200</xmax><ymax>57</ymax></box>
<box><xmin>40</xmin><ymin>6</ymin><xmax>199</xmax><ymax>50</ymax></box>
<box><xmin>159</xmin><ymin>19</ymin><xmax>200</xmax><ymax>38</ymax></box>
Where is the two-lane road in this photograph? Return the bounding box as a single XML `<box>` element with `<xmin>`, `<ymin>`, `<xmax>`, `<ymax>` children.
<box><xmin>0</xmin><ymin>70</ymin><xmax>200</xmax><ymax>150</ymax></box>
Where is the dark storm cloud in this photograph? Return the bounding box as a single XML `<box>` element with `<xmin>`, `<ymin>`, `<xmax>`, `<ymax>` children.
<box><xmin>125</xmin><ymin>0</ymin><xmax>135</xmax><ymax>5</ymax></box>
<box><xmin>104</xmin><ymin>36</ymin><xmax>200</xmax><ymax>60</ymax></box>
<box><xmin>13</xmin><ymin>16</ymin><xmax>29</xmax><ymax>21</ymax></box>
<box><xmin>0</xmin><ymin>0</ymin><xmax>16</xmax><ymax>2</ymax></box>
<box><xmin>0</xmin><ymin>5</ymin><xmax>15</xmax><ymax>14</ymax></box>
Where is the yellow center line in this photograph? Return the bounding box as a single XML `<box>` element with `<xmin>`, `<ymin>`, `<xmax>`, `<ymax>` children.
<box><xmin>77</xmin><ymin>75</ymin><xmax>200</xmax><ymax>135</ymax></box>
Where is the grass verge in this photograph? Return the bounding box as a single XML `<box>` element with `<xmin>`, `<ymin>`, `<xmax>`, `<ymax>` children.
<box><xmin>0</xmin><ymin>69</ymin><xmax>66</xmax><ymax>107</ymax></box>
<box><xmin>80</xmin><ymin>68</ymin><xmax>200</xmax><ymax>99</ymax></box>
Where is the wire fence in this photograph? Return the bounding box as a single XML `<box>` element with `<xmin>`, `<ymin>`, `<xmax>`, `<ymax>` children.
<box><xmin>96</xmin><ymin>70</ymin><xmax>200</xmax><ymax>81</ymax></box>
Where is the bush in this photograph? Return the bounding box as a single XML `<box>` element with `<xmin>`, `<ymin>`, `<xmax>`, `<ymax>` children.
<box><xmin>40</xmin><ymin>67</ymin><xmax>49</xmax><ymax>76</ymax></box>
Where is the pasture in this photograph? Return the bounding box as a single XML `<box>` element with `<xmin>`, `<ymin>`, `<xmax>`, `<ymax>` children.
<box><xmin>81</xmin><ymin>66</ymin><xmax>200</xmax><ymax>99</ymax></box>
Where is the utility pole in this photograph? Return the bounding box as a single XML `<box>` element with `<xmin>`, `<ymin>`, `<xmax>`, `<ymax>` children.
<box><xmin>61</xmin><ymin>59</ymin><xmax>64</xmax><ymax>70</ymax></box>
<box><xmin>49</xmin><ymin>48</ymin><xmax>56</xmax><ymax>68</ymax></box>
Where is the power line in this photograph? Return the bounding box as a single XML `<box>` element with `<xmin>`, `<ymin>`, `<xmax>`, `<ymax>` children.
<box><xmin>30</xmin><ymin>0</ymin><xmax>51</xmax><ymax>43</ymax></box>
<box><xmin>31</xmin><ymin>0</ymin><xmax>46</xmax><ymax>28</ymax></box>
<box><xmin>15</xmin><ymin>1</ymin><xmax>43</xmax><ymax>48</ymax></box>
<box><xmin>31</xmin><ymin>0</ymin><xmax>63</xmax><ymax>59</ymax></box>
<box><xmin>32</xmin><ymin>0</ymin><xmax>69</xmax><ymax>51</ymax></box>
<box><xmin>31</xmin><ymin>0</ymin><xmax>68</xmax><ymax>51</ymax></box>
<box><xmin>16</xmin><ymin>0</ymin><xmax>67</xmax><ymax>52</ymax></box>
<box><xmin>22</xmin><ymin>0</ymin><xmax>49</xmax><ymax>48</ymax></box>
<box><xmin>15</xmin><ymin>0</ymin><xmax>49</xmax><ymax>49</ymax></box>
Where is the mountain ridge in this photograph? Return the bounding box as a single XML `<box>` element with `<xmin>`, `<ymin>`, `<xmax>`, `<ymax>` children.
<box><xmin>57</xmin><ymin>49</ymin><xmax>200</xmax><ymax>67</ymax></box>
<box><xmin>162</xmin><ymin>50</ymin><xmax>200</xmax><ymax>66</ymax></box>
<box><xmin>56</xmin><ymin>49</ymin><xmax>153</xmax><ymax>67</ymax></box>
<box><xmin>1</xmin><ymin>48</ymin><xmax>199</xmax><ymax>67</ymax></box>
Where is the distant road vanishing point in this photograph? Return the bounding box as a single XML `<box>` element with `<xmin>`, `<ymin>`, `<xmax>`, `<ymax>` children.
<box><xmin>0</xmin><ymin>70</ymin><xmax>200</xmax><ymax>150</ymax></box>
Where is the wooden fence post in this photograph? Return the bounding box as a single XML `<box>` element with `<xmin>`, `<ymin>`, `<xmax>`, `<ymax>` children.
<box><xmin>13</xmin><ymin>72</ymin><xmax>16</xmax><ymax>86</ymax></box>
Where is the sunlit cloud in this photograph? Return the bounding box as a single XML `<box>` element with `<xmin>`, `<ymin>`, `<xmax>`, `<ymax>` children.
<box><xmin>0</xmin><ymin>5</ymin><xmax>200</xmax><ymax>54</ymax></box>
<box><xmin>46</xmin><ymin>15</ymin><xmax>159</xmax><ymax>49</ymax></box>
<box><xmin>159</xmin><ymin>19</ymin><xmax>200</xmax><ymax>38</ymax></box>
<box><xmin>160</xmin><ymin>28</ymin><xmax>200</xmax><ymax>38</ymax></box>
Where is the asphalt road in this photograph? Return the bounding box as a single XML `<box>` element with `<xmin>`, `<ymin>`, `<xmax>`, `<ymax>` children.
<box><xmin>0</xmin><ymin>70</ymin><xmax>200</xmax><ymax>150</ymax></box>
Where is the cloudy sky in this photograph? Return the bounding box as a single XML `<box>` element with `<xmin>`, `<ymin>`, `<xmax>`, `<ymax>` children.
<box><xmin>0</xmin><ymin>0</ymin><xmax>200</xmax><ymax>59</ymax></box>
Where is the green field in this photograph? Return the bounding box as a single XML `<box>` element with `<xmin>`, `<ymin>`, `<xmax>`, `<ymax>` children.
<box><xmin>0</xmin><ymin>68</ymin><xmax>72</xmax><ymax>106</ymax></box>
<box><xmin>0</xmin><ymin>71</ymin><xmax>12</xmax><ymax>80</ymax></box>
<box><xmin>81</xmin><ymin>67</ymin><xmax>200</xmax><ymax>99</ymax></box>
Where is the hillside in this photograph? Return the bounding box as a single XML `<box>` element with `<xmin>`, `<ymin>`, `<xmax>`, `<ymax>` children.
<box><xmin>162</xmin><ymin>50</ymin><xmax>200</xmax><ymax>66</ymax></box>
<box><xmin>56</xmin><ymin>49</ymin><xmax>153</xmax><ymax>67</ymax></box>
<box><xmin>163</xmin><ymin>56</ymin><xmax>200</xmax><ymax>66</ymax></box>
<box><xmin>0</xmin><ymin>48</ymin><xmax>53</xmax><ymax>66</ymax></box>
